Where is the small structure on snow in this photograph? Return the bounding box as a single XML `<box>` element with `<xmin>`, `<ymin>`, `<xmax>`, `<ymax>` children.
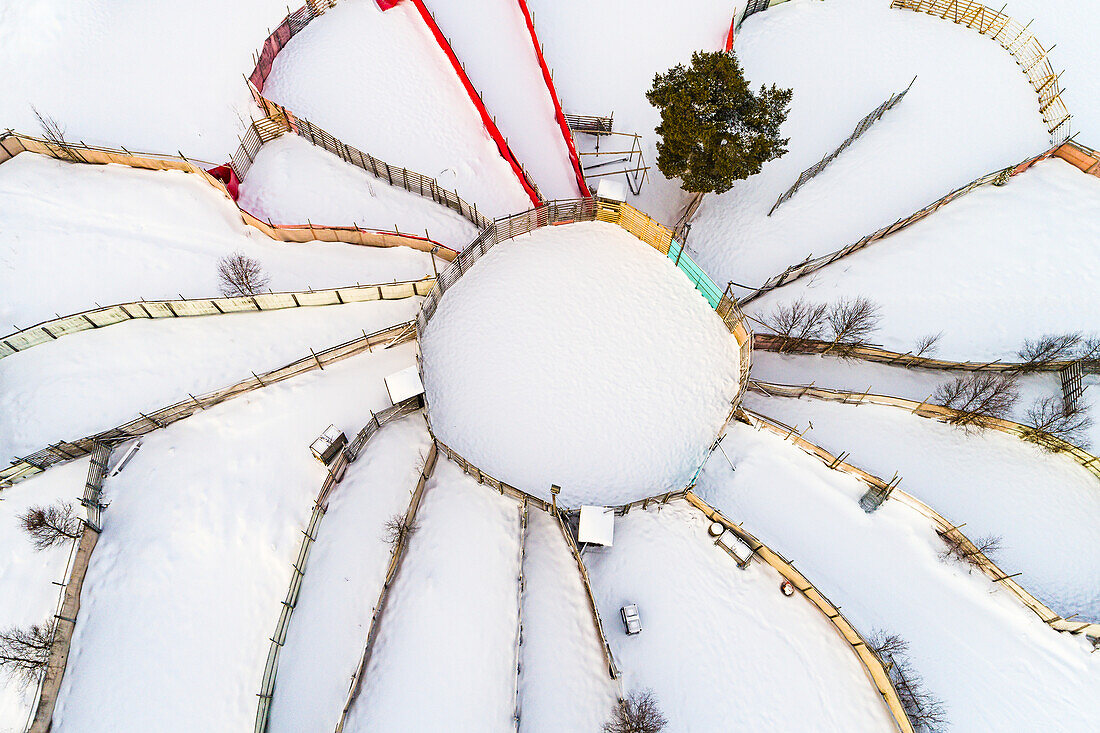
<box><xmin>310</xmin><ymin>424</ymin><xmax>347</xmax><ymax>465</ymax></box>
<box><xmin>384</xmin><ymin>365</ymin><xmax>425</xmax><ymax>406</ymax></box>
<box><xmin>578</xmin><ymin>505</ymin><xmax>615</xmax><ymax>547</ymax></box>
<box><xmin>708</xmin><ymin>520</ymin><xmax>754</xmax><ymax>568</ymax></box>
<box><xmin>620</xmin><ymin>603</ymin><xmax>642</xmax><ymax>635</ymax></box>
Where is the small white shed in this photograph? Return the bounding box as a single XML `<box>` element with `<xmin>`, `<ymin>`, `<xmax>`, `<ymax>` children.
<box><xmin>384</xmin><ymin>365</ymin><xmax>425</xmax><ymax>405</ymax></box>
<box><xmin>596</xmin><ymin>179</ymin><xmax>627</xmax><ymax>202</ymax></box>
<box><xmin>578</xmin><ymin>505</ymin><xmax>615</xmax><ymax>547</ymax></box>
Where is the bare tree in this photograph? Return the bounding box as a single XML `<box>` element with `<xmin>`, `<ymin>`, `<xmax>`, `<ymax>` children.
<box><xmin>31</xmin><ymin>106</ymin><xmax>83</xmax><ymax>163</ymax></box>
<box><xmin>868</xmin><ymin>628</ymin><xmax>909</xmax><ymax>662</ymax></box>
<box><xmin>1021</xmin><ymin>395</ymin><xmax>1093</xmax><ymax>450</ymax></box>
<box><xmin>382</xmin><ymin>514</ymin><xmax>419</xmax><ymax>549</ymax></box>
<box><xmin>939</xmin><ymin>530</ymin><xmax>1002</xmax><ymax>566</ymax></box>
<box><xmin>217</xmin><ymin>251</ymin><xmax>270</xmax><ymax>297</ymax></box>
<box><xmin>888</xmin><ymin>652</ymin><xmax>949</xmax><ymax>732</ymax></box>
<box><xmin>933</xmin><ymin>374</ymin><xmax>1018</xmax><ymax>430</ymax></box>
<box><xmin>823</xmin><ymin>296</ymin><xmax>881</xmax><ymax>355</ymax></box>
<box><xmin>763</xmin><ymin>298</ymin><xmax>829</xmax><ymax>353</ymax></box>
<box><xmin>0</xmin><ymin>621</ymin><xmax>54</xmax><ymax>689</ymax></box>
<box><xmin>604</xmin><ymin>689</ymin><xmax>668</xmax><ymax>733</ymax></box>
<box><xmin>20</xmin><ymin>502</ymin><xmax>82</xmax><ymax>550</ymax></box>
<box><xmin>913</xmin><ymin>332</ymin><xmax>942</xmax><ymax>359</ymax></box>
<box><xmin>1016</xmin><ymin>333</ymin><xmax>1082</xmax><ymax>373</ymax></box>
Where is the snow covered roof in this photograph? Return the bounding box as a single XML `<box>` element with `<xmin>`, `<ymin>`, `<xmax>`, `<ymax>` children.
<box><xmin>384</xmin><ymin>366</ymin><xmax>425</xmax><ymax>404</ymax></box>
<box><xmin>596</xmin><ymin>179</ymin><xmax>626</xmax><ymax>202</ymax></box>
<box><xmin>578</xmin><ymin>505</ymin><xmax>615</xmax><ymax>546</ymax></box>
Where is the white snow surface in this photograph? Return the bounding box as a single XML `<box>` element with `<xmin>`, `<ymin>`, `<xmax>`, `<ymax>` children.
<box><xmin>0</xmin><ymin>458</ymin><xmax>89</xmax><ymax>733</ymax></box>
<box><xmin>260</xmin><ymin>0</ymin><xmax>531</xmax><ymax>218</ymax></box>
<box><xmin>421</xmin><ymin>222</ymin><xmax>741</xmax><ymax>506</ymax></box>
<box><xmin>584</xmin><ymin>500</ymin><xmax>895</xmax><ymax>732</ymax></box>
<box><xmin>748</xmin><ymin>158</ymin><xmax>1100</xmax><ymax>361</ymax></box>
<box><xmin>528</xmin><ymin>0</ymin><xmax>738</xmax><ymax>223</ymax></box>
<box><xmin>266</xmin><ymin>415</ymin><xmax>432</xmax><ymax>733</ymax></box>
<box><xmin>0</xmin><ymin>0</ymin><xmax>288</xmax><ymax>161</ymax></box>
<box><xmin>0</xmin><ymin>299</ymin><xmax>420</xmax><ymax>463</ymax></box>
<box><xmin>237</xmin><ymin>134</ymin><xmax>478</xmax><ymax>251</ymax></box>
<box><xmin>517</xmin><ymin>510</ymin><xmax>619</xmax><ymax>732</ymax></box>
<box><xmin>696</xmin><ymin>423</ymin><xmax>1100</xmax><ymax>731</ymax></box>
<box><xmin>422</xmin><ymin>0</ymin><xmax>583</xmax><ymax>199</ymax></box>
<box><xmin>0</xmin><ymin>153</ymin><xmax>433</xmax><ymax>327</ymax></box>
<box><xmin>51</xmin><ymin>343</ymin><xmax>419</xmax><ymax>733</ymax></box>
<box><xmin>747</xmin><ymin>392</ymin><xmax>1100</xmax><ymax>620</ymax></box>
<box><xmin>690</xmin><ymin>0</ymin><xmax>1050</xmax><ymax>292</ymax></box>
<box><xmin>347</xmin><ymin>458</ymin><xmax>521</xmax><ymax>733</ymax></box>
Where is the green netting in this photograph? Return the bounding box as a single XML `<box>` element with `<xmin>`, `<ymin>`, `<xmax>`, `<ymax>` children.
<box><xmin>667</xmin><ymin>239</ymin><xmax>723</xmax><ymax>308</ymax></box>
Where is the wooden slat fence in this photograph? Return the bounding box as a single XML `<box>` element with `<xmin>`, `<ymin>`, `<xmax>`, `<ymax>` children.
<box><xmin>1</xmin><ymin>321</ymin><xmax>417</xmax><ymax>489</ymax></box>
<box><xmin>742</xmin><ymin>388</ymin><xmax>1099</xmax><ymax>636</ymax></box>
<box><xmin>738</xmin><ymin>144</ymin><xmax>1060</xmax><ymax>305</ymax></box>
<box><xmin>333</xmin><ymin>442</ymin><xmax>439</xmax><ymax>733</ymax></box>
<box><xmin>769</xmin><ymin>77</ymin><xmax>915</xmax><ymax>216</ymax></box>
<box><xmin>891</xmin><ymin>0</ymin><xmax>1071</xmax><ymax>141</ymax></box>
<box><xmin>1</xmin><ymin>278</ymin><xmax>433</xmax><ymax>360</ymax></box>
<box><xmin>254</xmin><ymin>398</ymin><xmax>423</xmax><ymax>733</ymax></box>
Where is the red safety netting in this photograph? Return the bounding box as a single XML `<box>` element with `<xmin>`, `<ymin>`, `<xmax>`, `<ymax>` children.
<box><xmin>514</xmin><ymin>0</ymin><xmax>591</xmax><ymax>197</ymax></box>
<box><xmin>725</xmin><ymin>16</ymin><xmax>736</xmax><ymax>51</ymax></box>
<box><xmin>207</xmin><ymin>165</ymin><xmax>241</xmax><ymax>200</ymax></box>
<box><xmin>386</xmin><ymin>0</ymin><xmax>542</xmax><ymax>207</ymax></box>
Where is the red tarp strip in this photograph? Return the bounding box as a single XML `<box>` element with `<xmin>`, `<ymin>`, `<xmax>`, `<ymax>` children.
<box><xmin>725</xmin><ymin>16</ymin><xmax>736</xmax><ymax>52</ymax></box>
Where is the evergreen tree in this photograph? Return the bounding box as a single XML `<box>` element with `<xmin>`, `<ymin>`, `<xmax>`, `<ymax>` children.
<box><xmin>647</xmin><ymin>51</ymin><xmax>792</xmax><ymax>194</ymax></box>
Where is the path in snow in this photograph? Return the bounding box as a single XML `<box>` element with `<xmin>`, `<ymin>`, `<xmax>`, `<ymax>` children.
<box><xmin>0</xmin><ymin>154</ymin><xmax>433</xmax><ymax>327</ymax></box>
<box><xmin>261</xmin><ymin>0</ymin><xmax>531</xmax><ymax>218</ymax></box>
<box><xmin>265</xmin><ymin>416</ymin><xmax>432</xmax><ymax>733</ymax></box>
<box><xmin>422</xmin><ymin>0</ymin><xmax>582</xmax><ymax>199</ymax></box>
<box><xmin>697</xmin><ymin>423</ymin><xmax>1100</xmax><ymax>731</ymax></box>
<box><xmin>0</xmin><ymin>0</ymin><xmax>288</xmax><ymax>161</ymax></box>
<box><xmin>50</xmin><ymin>344</ymin><xmax>418</xmax><ymax>733</ymax></box>
<box><xmin>527</xmin><ymin>0</ymin><xmax>736</xmax><ymax>223</ymax></box>
<box><xmin>421</xmin><ymin>222</ymin><xmax>741</xmax><ymax>506</ymax></box>
<box><xmin>516</xmin><ymin>509</ymin><xmax>619</xmax><ymax>732</ymax></box>
<box><xmin>747</xmin><ymin>392</ymin><xmax>1100</xmax><ymax>620</ymax></box>
<box><xmin>0</xmin><ymin>458</ymin><xmax>90</xmax><ymax>731</ymax></box>
<box><xmin>583</xmin><ymin>500</ymin><xmax>895</xmax><ymax>732</ymax></box>
<box><xmin>238</xmin><ymin>135</ymin><xmax>478</xmax><ymax>251</ymax></box>
<box><xmin>0</xmin><ymin>299</ymin><xmax>420</xmax><ymax>463</ymax></box>
<box><xmin>690</xmin><ymin>0</ymin><xmax>1049</xmax><ymax>292</ymax></box>
<box><xmin>748</xmin><ymin>158</ymin><xmax>1100</xmax><ymax>361</ymax></box>
<box><xmin>346</xmin><ymin>459</ymin><xmax>521</xmax><ymax>732</ymax></box>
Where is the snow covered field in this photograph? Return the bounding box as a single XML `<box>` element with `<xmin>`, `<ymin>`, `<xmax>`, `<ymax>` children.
<box><xmin>697</xmin><ymin>423</ymin><xmax>1100</xmax><ymax>731</ymax></box>
<box><xmin>260</xmin><ymin>0</ymin><xmax>531</xmax><ymax>218</ymax></box>
<box><xmin>0</xmin><ymin>299</ymin><xmax>420</xmax><ymax>462</ymax></box>
<box><xmin>748</xmin><ymin>392</ymin><xmax>1100</xmax><ymax>620</ymax></box>
<box><xmin>0</xmin><ymin>153</ymin><xmax>433</xmax><ymax>327</ymax></box>
<box><xmin>347</xmin><ymin>458</ymin><xmax>521</xmax><ymax>732</ymax></box>
<box><xmin>0</xmin><ymin>0</ymin><xmax>288</xmax><ymax>162</ymax></box>
<box><xmin>49</xmin><ymin>344</ymin><xmax>418</xmax><ymax>733</ymax></box>
<box><xmin>422</xmin><ymin>0</ymin><xmax>582</xmax><ymax>200</ymax></box>
<box><xmin>237</xmin><ymin>134</ymin><xmax>478</xmax><ymax>251</ymax></box>
<box><xmin>266</xmin><ymin>415</ymin><xmax>432</xmax><ymax>733</ymax></box>
<box><xmin>528</xmin><ymin>0</ymin><xmax>737</xmax><ymax>223</ymax></box>
<box><xmin>0</xmin><ymin>458</ymin><xmax>90</xmax><ymax>732</ymax></box>
<box><xmin>584</xmin><ymin>500</ymin><xmax>896</xmax><ymax>731</ymax></box>
<box><xmin>421</xmin><ymin>222</ymin><xmax>741</xmax><ymax>505</ymax></box>
<box><xmin>517</xmin><ymin>510</ymin><xmax>619</xmax><ymax>732</ymax></box>
<box><xmin>748</xmin><ymin>158</ymin><xmax>1100</xmax><ymax>361</ymax></box>
<box><xmin>690</xmin><ymin>0</ymin><xmax>1050</xmax><ymax>290</ymax></box>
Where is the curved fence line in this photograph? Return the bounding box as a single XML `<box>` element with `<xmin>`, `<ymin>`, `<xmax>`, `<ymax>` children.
<box><xmin>0</xmin><ymin>129</ymin><xmax>459</xmax><ymax>259</ymax></box>
<box><xmin>254</xmin><ymin>399</ymin><xmax>423</xmax><ymax>733</ymax></box>
<box><xmin>891</xmin><ymin>0</ymin><xmax>1070</xmax><ymax>142</ymax></box>
<box><xmin>738</xmin><ymin>143</ymin><xmax>1060</xmax><ymax>305</ymax></box>
<box><xmin>683</xmin><ymin>491</ymin><xmax>915</xmax><ymax>733</ymax></box>
<box><xmin>0</xmin><ymin>321</ymin><xmax>416</xmax><ymax>489</ymax></box>
<box><xmin>740</xmin><ymin>398</ymin><xmax>1100</xmax><ymax>636</ymax></box>
<box><xmin>1</xmin><ymin>278</ymin><xmax>433</xmax><ymax>360</ymax></box>
<box><xmin>246</xmin><ymin>0</ymin><xmax>540</xmax><ymax>210</ymax></box>
<box><xmin>333</xmin><ymin>441</ymin><xmax>439</xmax><ymax>733</ymax></box>
<box><xmin>751</xmin><ymin>333</ymin><xmax>1092</xmax><ymax>374</ymax></box>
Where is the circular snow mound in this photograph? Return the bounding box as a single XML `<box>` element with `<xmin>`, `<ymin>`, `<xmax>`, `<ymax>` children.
<box><xmin>421</xmin><ymin>221</ymin><xmax>742</xmax><ymax>506</ymax></box>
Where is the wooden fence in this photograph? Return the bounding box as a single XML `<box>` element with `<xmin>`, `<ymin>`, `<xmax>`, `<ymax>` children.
<box><xmin>0</xmin><ymin>129</ymin><xmax>457</xmax><ymax>259</ymax></box>
<box><xmin>0</xmin><ymin>278</ymin><xmax>433</xmax><ymax>360</ymax></box>
<box><xmin>333</xmin><ymin>442</ymin><xmax>439</xmax><ymax>733</ymax></box>
<box><xmin>743</xmin><ymin>386</ymin><xmax>1099</xmax><ymax>636</ymax></box>
<box><xmin>254</xmin><ymin>398</ymin><xmax>423</xmax><ymax>733</ymax></box>
<box><xmin>891</xmin><ymin>0</ymin><xmax>1071</xmax><ymax>141</ymax></box>
<box><xmin>738</xmin><ymin>143</ymin><xmax>1060</xmax><ymax>305</ymax></box>
<box><xmin>1</xmin><ymin>321</ymin><xmax>416</xmax><ymax>488</ymax></box>
<box><xmin>769</xmin><ymin>77</ymin><xmax>915</xmax><ymax>216</ymax></box>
